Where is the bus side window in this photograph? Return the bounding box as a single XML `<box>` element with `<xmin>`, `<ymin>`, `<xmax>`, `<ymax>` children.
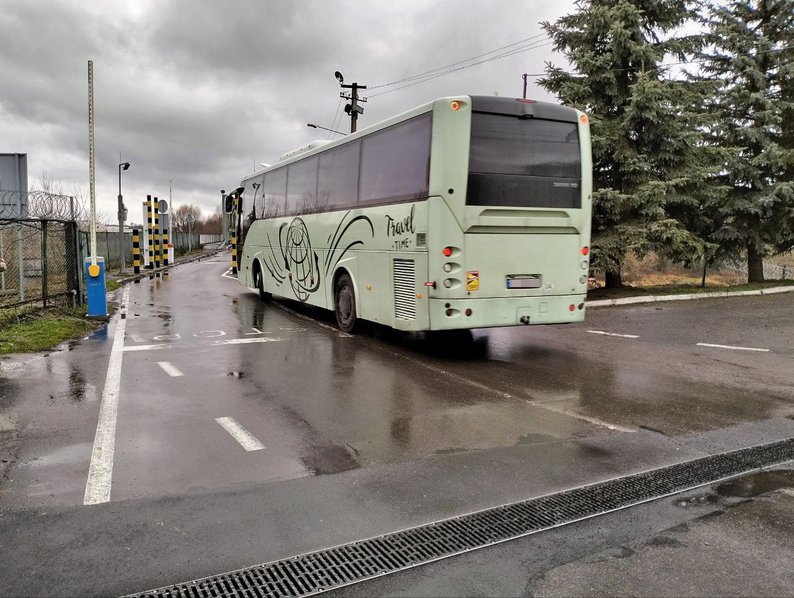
<box><xmin>359</xmin><ymin>113</ymin><xmax>431</xmax><ymax>205</ymax></box>
<box><xmin>317</xmin><ymin>141</ymin><xmax>360</xmax><ymax>211</ymax></box>
<box><xmin>264</xmin><ymin>168</ymin><xmax>287</xmax><ymax>218</ymax></box>
<box><xmin>287</xmin><ymin>157</ymin><xmax>318</xmax><ymax>215</ymax></box>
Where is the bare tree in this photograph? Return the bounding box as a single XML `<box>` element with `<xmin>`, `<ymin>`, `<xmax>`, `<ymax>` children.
<box><xmin>198</xmin><ymin>208</ymin><xmax>222</xmax><ymax>234</ymax></box>
<box><xmin>171</xmin><ymin>204</ymin><xmax>203</xmax><ymax>232</ymax></box>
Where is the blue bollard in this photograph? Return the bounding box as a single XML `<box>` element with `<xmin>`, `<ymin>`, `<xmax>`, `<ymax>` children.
<box><xmin>84</xmin><ymin>257</ymin><xmax>108</xmax><ymax>317</ymax></box>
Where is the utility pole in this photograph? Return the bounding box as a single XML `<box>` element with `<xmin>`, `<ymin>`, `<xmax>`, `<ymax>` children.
<box><xmin>522</xmin><ymin>73</ymin><xmax>528</xmax><ymax>99</ymax></box>
<box><xmin>118</xmin><ymin>159</ymin><xmax>130</xmax><ymax>272</ymax></box>
<box><xmin>335</xmin><ymin>71</ymin><xmax>367</xmax><ymax>133</ymax></box>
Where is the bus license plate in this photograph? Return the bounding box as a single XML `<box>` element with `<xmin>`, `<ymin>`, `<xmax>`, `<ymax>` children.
<box><xmin>506</xmin><ymin>275</ymin><xmax>541</xmax><ymax>289</ymax></box>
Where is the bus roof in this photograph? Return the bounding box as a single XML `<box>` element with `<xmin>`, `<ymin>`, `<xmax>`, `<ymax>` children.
<box><xmin>241</xmin><ymin>95</ymin><xmax>580</xmax><ymax>182</ymax></box>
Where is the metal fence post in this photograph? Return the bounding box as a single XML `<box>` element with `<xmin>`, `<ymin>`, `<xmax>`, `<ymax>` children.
<box><xmin>17</xmin><ymin>222</ymin><xmax>24</xmax><ymax>303</ymax></box>
<box><xmin>41</xmin><ymin>220</ymin><xmax>48</xmax><ymax>305</ymax></box>
<box><xmin>0</xmin><ymin>226</ymin><xmax>5</xmax><ymax>291</ymax></box>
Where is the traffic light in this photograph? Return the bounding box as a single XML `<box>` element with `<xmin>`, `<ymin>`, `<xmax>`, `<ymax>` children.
<box><xmin>224</xmin><ymin>194</ymin><xmax>234</xmax><ymax>214</ymax></box>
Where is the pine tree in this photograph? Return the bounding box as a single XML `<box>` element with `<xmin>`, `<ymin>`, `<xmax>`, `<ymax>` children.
<box><xmin>540</xmin><ymin>0</ymin><xmax>723</xmax><ymax>287</ymax></box>
<box><xmin>695</xmin><ymin>0</ymin><xmax>794</xmax><ymax>282</ymax></box>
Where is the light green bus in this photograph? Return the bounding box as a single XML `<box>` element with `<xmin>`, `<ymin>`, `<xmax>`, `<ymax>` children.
<box><xmin>236</xmin><ymin>95</ymin><xmax>592</xmax><ymax>333</ymax></box>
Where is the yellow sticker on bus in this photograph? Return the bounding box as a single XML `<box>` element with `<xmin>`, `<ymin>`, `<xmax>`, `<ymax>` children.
<box><xmin>466</xmin><ymin>271</ymin><xmax>480</xmax><ymax>291</ymax></box>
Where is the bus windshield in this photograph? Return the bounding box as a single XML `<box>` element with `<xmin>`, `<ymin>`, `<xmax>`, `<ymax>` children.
<box><xmin>466</xmin><ymin>113</ymin><xmax>581</xmax><ymax>209</ymax></box>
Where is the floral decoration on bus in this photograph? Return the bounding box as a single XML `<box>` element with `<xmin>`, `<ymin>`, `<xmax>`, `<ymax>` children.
<box><xmin>262</xmin><ymin>212</ymin><xmax>374</xmax><ymax>302</ymax></box>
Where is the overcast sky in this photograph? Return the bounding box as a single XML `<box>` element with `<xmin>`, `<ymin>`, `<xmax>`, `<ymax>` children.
<box><xmin>0</xmin><ymin>0</ymin><xmax>579</xmax><ymax>222</ymax></box>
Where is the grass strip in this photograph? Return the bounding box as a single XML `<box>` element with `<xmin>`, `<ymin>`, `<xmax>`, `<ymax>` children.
<box><xmin>0</xmin><ymin>307</ymin><xmax>104</xmax><ymax>354</ymax></box>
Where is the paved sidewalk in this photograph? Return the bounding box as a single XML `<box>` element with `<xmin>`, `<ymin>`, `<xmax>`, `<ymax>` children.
<box><xmin>587</xmin><ymin>284</ymin><xmax>794</xmax><ymax>308</ymax></box>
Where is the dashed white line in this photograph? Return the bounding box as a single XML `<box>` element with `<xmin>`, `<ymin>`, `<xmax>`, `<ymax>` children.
<box><xmin>84</xmin><ymin>285</ymin><xmax>131</xmax><ymax>505</ymax></box>
<box><xmin>587</xmin><ymin>330</ymin><xmax>640</xmax><ymax>339</ymax></box>
<box><xmin>123</xmin><ymin>343</ymin><xmax>172</xmax><ymax>352</ymax></box>
<box><xmin>212</xmin><ymin>337</ymin><xmax>283</xmax><ymax>346</ymax></box>
<box><xmin>157</xmin><ymin>361</ymin><xmax>184</xmax><ymax>377</ymax></box>
<box><xmin>215</xmin><ymin>417</ymin><xmax>266</xmax><ymax>451</ymax></box>
<box><xmin>696</xmin><ymin>342</ymin><xmax>770</xmax><ymax>353</ymax></box>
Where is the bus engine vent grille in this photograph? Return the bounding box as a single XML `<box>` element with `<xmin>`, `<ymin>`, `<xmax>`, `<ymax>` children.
<box><xmin>393</xmin><ymin>259</ymin><xmax>417</xmax><ymax>320</ymax></box>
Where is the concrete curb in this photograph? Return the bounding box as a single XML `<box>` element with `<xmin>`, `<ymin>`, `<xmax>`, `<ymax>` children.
<box><xmin>587</xmin><ymin>284</ymin><xmax>794</xmax><ymax>308</ymax></box>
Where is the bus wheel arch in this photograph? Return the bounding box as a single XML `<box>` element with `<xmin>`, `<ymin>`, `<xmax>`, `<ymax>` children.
<box><xmin>252</xmin><ymin>259</ymin><xmax>271</xmax><ymax>301</ymax></box>
<box><xmin>333</xmin><ymin>268</ymin><xmax>358</xmax><ymax>332</ymax></box>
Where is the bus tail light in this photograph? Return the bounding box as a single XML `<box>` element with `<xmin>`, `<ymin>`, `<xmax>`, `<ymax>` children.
<box><xmin>569</xmin><ymin>304</ymin><xmax>576</xmax><ymax>312</ymax></box>
<box><xmin>465</xmin><ymin>308</ymin><xmax>472</xmax><ymax>317</ymax></box>
<box><xmin>581</xmin><ymin>246</ymin><xmax>589</xmax><ymax>256</ymax></box>
<box><xmin>424</xmin><ymin>281</ymin><xmax>437</xmax><ymax>289</ymax></box>
<box><xmin>442</xmin><ymin>247</ymin><xmax>453</xmax><ymax>257</ymax></box>
<box><xmin>450</xmin><ymin>100</ymin><xmax>462</xmax><ymax>111</ymax></box>
<box><xmin>578</xmin><ymin>303</ymin><xmax>585</xmax><ymax>310</ymax></box>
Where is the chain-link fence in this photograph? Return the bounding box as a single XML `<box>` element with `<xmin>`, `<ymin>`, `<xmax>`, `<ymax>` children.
<box><xmin>0</xmin><ymin>219</ymin><xmax>81</xmax><ymax>308</ymax></box>
<box><xmin>722</xmin><ymin>259</ymin><xmax>792</xmax><ymax>281</ymax></box>
<box><xmin>0</xmin><ymin>190</ymin><xmax>82</xmax><ymax>308</ymax></box>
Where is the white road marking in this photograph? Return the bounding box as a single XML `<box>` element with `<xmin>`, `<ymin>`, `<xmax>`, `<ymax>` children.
<box><xmin>269</xmin><ymin>302</ymin><xmax>352</xmax><ymax>338</ymax></box>
<box><xmin>390</xmin><ymin>350</ymin><xmax>633</xmax><ymax>432</ymax></box>
<box><xmin>531</xmin><ymin>401</ymin><xmax>636</xmax><ymax>433</ymax></box>
<box><xmin>123</xmin><ymin>343</ymin><xmax>172</xmax><ymax>352</ymax></box>
<box><xmin>696</xmin><ymin>342</ymin><xmax>770</xmax><ymax>353</ymax></box>
<box><xmin>587</xmin><ymin>330</ymin><xmax>640</xmax><ymax>339</ymax></box>
<box><xmin>128</xmin><ymin>333</ymin><xmax>145</xmax><ymax>343</ymax></box>
<box><xmin>153</xmin><ymin>333</ymin><xmax>181</xmax><ymax>341</ymax></box>
<box><xmin>221</xmin><ymin>268</ymin><xmax>237</xmax><ymax>280</ymax></box>
<box><xmin>245</xmin><ymin>327</ymin><xmax>263</xmax><ymax>335</ymax></box>
<box><xmin>84</xmin><ymin>285</ymin><xmax>131</xmax><ymax>505</ymax></box>
<box><xmin>121</xmin><ymin>337</ymin><xmax>283</xmax><ymax>352</ymax></box>
<box><xmin>157</xmin><ymin>361</ymin><xmax>184</xmax><ymax>377</ymax></box>
<box><xmin>212</xmin><ymin>337</ymin><xmax>283</xmax><ymax>346</ymax></box>
<box><xmin>193</xmin><ymin>330</ymin><xmax>226</xmax><ymax>338</ymax></box>
<box><xmin>215</xmin><ymin>417</ymin><xmax>265</xmax><ymax>451</ymax></box>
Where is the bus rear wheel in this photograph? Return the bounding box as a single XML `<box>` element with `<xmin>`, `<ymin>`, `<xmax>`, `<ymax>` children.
<box><xmin>334</xmin><ymin>272</ymin><xmax>357</xmax><ymax>333</ymax></box>
<box><xmin>255</xmin><ymin>269</ymin><xmax>271</xmax><ymax>301</ymax></box>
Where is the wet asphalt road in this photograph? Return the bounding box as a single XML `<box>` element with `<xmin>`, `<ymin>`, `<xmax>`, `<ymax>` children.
<box><xmin>0</xmin><ymin>254</ymin><xmax>792</xmax><ymax>596</ymax></box>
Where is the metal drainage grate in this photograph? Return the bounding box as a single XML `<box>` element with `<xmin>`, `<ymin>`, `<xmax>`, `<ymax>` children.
<box><xmin>130</xmin><ymin>438</ymin><xmax>794</xmax><ymax>598</ymax></box>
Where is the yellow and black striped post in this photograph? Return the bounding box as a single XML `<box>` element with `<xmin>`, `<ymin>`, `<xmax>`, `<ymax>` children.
<box><xmin>153</xmin><ymin>197</ymin><xmax>161</xmax><ymax>269</ymax></box>
<box><xmin>132</xmin><ymin>228</ymin><xmax>141</xmax><ymax>275</ymax></box>
<box><xmin>163</xmin><ymin>225</ymin><xmax>169</xmax><ymax>267</ymax></box>
<box><xmin>231</xmin><ymin>192</ymin><xmax>239</xmax><ymax>275</ymax></box>
<box><xmin>146</xmin><ymin>196</ymin><xmax>154</xmax><ymax>269</ymax></box>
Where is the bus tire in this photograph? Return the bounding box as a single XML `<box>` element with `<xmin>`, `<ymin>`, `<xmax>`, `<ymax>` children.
<box><xmin>334</xmin><ymin>272</ymin><xmax>357</xmax><ymax>333</ymax></box>
<box><xmin>255</xmin><ymin>266</ymin><xmax>271</xmax><ymax>301</ymax></box>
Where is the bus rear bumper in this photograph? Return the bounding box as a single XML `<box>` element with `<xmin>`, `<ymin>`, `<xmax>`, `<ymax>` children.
<box><xmin>427</xmin><ymin>295</ymin><xmax>587</xmax><ymax>330</ymax></box>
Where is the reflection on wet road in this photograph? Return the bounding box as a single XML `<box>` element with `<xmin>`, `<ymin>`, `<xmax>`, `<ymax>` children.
<box><xmin>2</xmin><ymin>255</ymin><xmax>793</xmax><ymax>511</ymax></box>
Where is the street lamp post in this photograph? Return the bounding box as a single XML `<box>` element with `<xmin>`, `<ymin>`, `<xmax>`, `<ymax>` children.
<box><xmin>307</xmin><ymin>123</ymin><xmax>345</xmax><ymax>136</ymax></box>
<box><xmin>118</xmin><ymin>161</ymin><xmax>130</xmax><ymax>272</ymax></box>
<box><xmin>334</xmin><ymin>71</ymin><xmax>367</xmax><ymax>134</ymax></box>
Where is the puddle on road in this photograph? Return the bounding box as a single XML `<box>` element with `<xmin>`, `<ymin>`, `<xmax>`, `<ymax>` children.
<box><xmin>301</xmin><ymin>444</ymin><xmax>359</xmax><ymax>475</ymax></box>
<box><xmin>28</xmin><ymin>442</ymin><xmax>92</xmax><ymax>467</ymax></box>
<box><xmin>715</xmin><ymin>470</ymin><xmax>794</xmax><ymax>498</ymax></box>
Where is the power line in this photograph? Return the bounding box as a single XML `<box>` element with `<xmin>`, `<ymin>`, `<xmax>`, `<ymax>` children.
<box><xmin>328</xmin><ymin>97</ymin><xmax>343</xmax><ymax>140</ymax></box>
<box><xmin>368</xmin><ymin>33</ymin><xmax>548</xmax><ymax>90</ymax></box>
<box><xmin>369</xmin><ymin>39</ymin><xmax>555</xmax><ymax>98</ymax></box>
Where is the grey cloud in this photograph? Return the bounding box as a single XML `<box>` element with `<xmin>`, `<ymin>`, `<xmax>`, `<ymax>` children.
<box><xmin>0</xmin><ymin>0</ymin><xmax>574</xmax><ymax>219</ymax></box>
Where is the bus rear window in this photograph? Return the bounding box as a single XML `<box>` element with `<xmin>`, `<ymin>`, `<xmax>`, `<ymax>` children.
<box><xmin>467</xmin><ymin>113</ymin><xmax>581</xmax><ymax>209</ymax></box>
